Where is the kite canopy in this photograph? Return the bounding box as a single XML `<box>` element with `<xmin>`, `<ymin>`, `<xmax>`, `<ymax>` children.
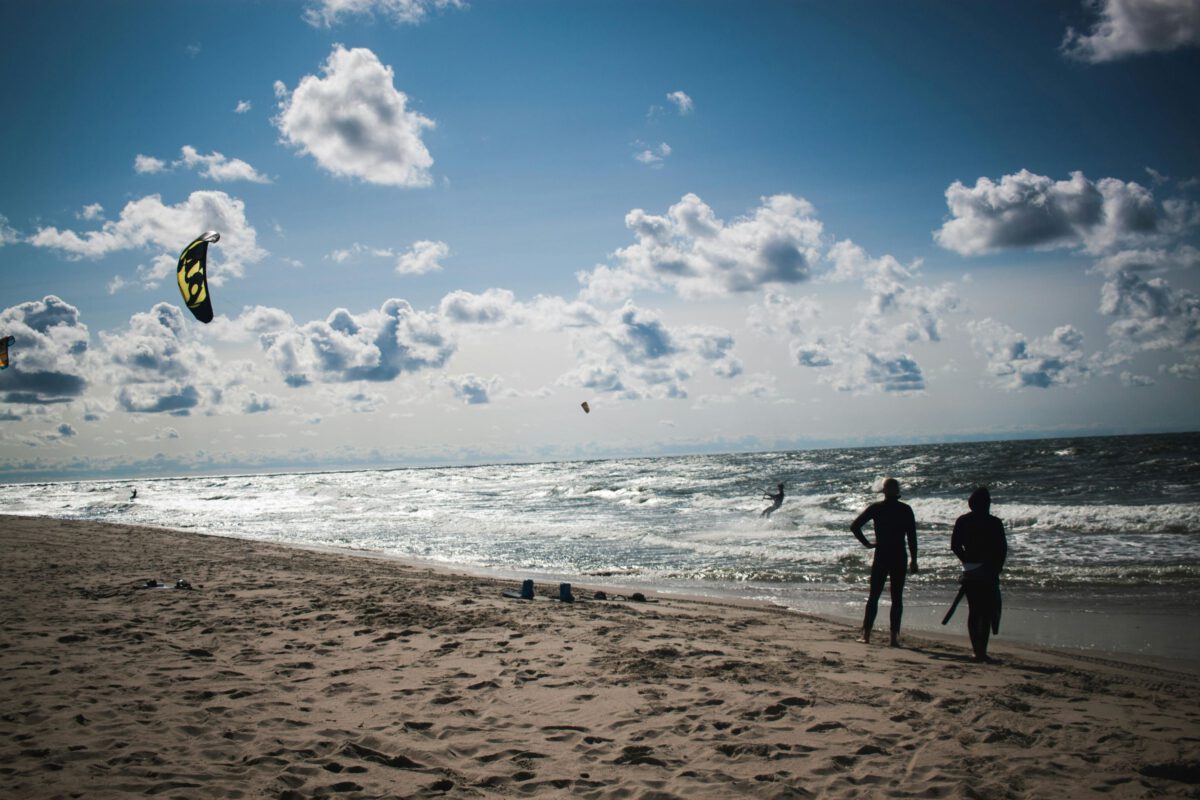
<box><xmin>0</xmin><ymin>335</ymin><xmax>13</xmax><ymax>369</ymax></box>
<box><xmin>580</xmin><ymin>401</ymin><xmax>590</xmax><ymax>414</ymax></box>
<box><xmin>176</xmin><ymin>231</ymin><xmax>220</xmax><ymax>323</ymax></box>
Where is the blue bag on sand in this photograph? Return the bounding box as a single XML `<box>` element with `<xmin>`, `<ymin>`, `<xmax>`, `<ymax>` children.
<box><xmin>522</xmin><ymin>579</ymin><xmax>535</xmax><ymax>600</ymax></box>
<box><xmin>558</xmin><ymin>582</ymin><xmax>574</xmax><ymax>603</ymax></box>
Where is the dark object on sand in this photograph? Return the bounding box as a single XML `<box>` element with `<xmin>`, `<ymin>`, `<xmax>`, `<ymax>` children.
<box><xmin>175</xmin><ymin>579</ymin><xmax>193</xmax><ymax>590</ymax></box>
<box><xmin>502</xmin><ymin>578</ymin><xmax>536</xmax><ymax>600</ymax></box>
<box><xmin>558</xmin><ymin>583</ymin><xmax>574</xmax><ymax>603</ymax></box>
<box><xmin>593</xmin><ymin>590</ymin><xmax>607</xmax><ymax>601</ymax></box>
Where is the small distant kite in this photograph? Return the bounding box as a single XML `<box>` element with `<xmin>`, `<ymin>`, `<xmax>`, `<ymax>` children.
<box><xmin>580</xmin><ymin>401</ymin><xmax>590</xmax><ymax>414</ymax></box>
<box><xmin>0</xmin><ymin>336</ymin><xmax>13</xmax><ymax>369</ymax></box>
<box><xmin>176</xmin><ymin>231</ymin><xmax>220</xmax><ymax>323</ymax></box>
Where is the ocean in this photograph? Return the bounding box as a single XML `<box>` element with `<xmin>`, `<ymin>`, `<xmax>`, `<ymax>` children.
<box><xmin>3</xmin><ymin>433</ymin><xmax>1198</xmax><ymax>662</ymax></box>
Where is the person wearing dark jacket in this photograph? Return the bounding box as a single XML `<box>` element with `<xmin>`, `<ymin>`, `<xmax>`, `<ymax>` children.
<box><xmin>951</xmin><ymin>487</ymin><xmax>1008</xmax><ymax>663</ymax></box>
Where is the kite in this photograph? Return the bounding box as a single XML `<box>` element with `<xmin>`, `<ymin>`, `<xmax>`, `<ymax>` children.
<box><xmin>176</xmin><ymin>231</ymin><xmax>220</xmax><ymax>323</ymax></box>
<box><xmin>580</xmin><ymin>401</ymin><xmax>590</xmax><ymax>414</ymax></box>
<box><xmin>0</xmin><ymin>336</ymin><xmax>13</xmax><ymax>369</ymax></box>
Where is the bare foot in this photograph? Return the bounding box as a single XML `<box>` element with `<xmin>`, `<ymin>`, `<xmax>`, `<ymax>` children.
<box><xmin>889</xmin><ymin>636</ymin><xmax>900</xmax><ymax>648</ymax></box>
<box><xmin>856</xmin><ymin>636</ymin><xmax>870</xmax><ymax>644</ymax></box>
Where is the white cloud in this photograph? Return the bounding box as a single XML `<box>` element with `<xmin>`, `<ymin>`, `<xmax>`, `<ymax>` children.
<box><xmin>178</xmin><ymin>146</ymin><xmax>271</xmax><ymax>184</ymax></box>
<box><xmin>580</xmin><ymin>193</ymin><xmax>824</xmax><ymax>300</ymax></box>
<box><xmin>100</xmin><ymin>303</ymin><xmax>225</xmax><ymax>415</ymax></box>
<box><xmin>666</xmin><ymin>90</ymin><xmax>694</xmax><ymax>114</ymax></box>
<box><xmin>935</xmin><ymin>170</ymin><xmax>1164</xmax><ymax>255</ymax></box>
<box><xmin>1062</xmin><ymin>0</ymin><xmax>1200</xmax><ymax>62</ymax></box>
<box><xmin>446</xmin><ymin>373</ymin><xmax>499</xmax><ymax>405</ymax></box>
<box><xmin>134</xmin><ymin>154</ymin><xmax>167</xmax><ymax>174</ymax></box>
<box><xmin>234</xmin><ymin>100</ymin><xmax>252</xmax><ymax>114</ymax></box>
<box><xmin>438</xmin><ymin>288</ymin><xmax>601</xmax><ymax>331</ymax></box>
<box><xmin>746</xmin><ymin>290</ymin><xmax>822</xmax><ymax>337</ymax></box>
<box><xmin>968</xmin><ymin>319</ymin><xmax>1090</xmax><ymax>389</ymax></box>
<box><xmin>106</xmin><ymin>275</ymin><xmax>127</xmax><ymax>295</ymax></box>
<box><xmin>0</xmin><ymin>214</ymin><xmax>19</xmax><ymax>245</ymax></box>
<box><xmin>79</xmin><ymin>203</ymin><xmax>104</xmax><ymax>221</ymax></box>
<box><xmin>559</xmin><ymin>303</ymin><xmax>741</xmax><ymax>400</ymax></box>
<box><xmin>1120</xmin><ymin>371</ymin><xmax>1156</xmax><ymax>387</ymax></box>
<box><xmin>243</xmin><ymin>391</ymin><xmax>280</xmax><ymax>413</ymax></box>
<box><xmin>258</xmin><ymin>299</ymin><xmax>455</xmax><ymax>386</ymax></box>
<box><xmin>634</xmin><ymin>142</ymin><xmax>671</xmax><ymax>168</ymax></box>
<box><xmin>29</xmin><ymin>190</ymin><xmax>265</xmax><ymax>284</ymax></box>
<box><xmin>1091</xmin><ymin>244</ymin><xmax>1200</xmax><ymax>276</ymax></box>
<box><xmin>1099</xmin><ymin>269</ymin><xmax>1200</xmax><ymax>358</ymax></box>
<box><xmin>274</xmin><ymin>45</ymin><xmax>435</xmax><ymax>187</ymax></box>
<box><xmin>396</xmin><ymin>239</ymin><xmax>448</xmax><ymax>275</ymax></box>
<box><xmin>303</xmin><ymin>0</ymin><xmax>464</xmax><ymax>27</ymax></box>
<box><xmin>0</xmin><ymin>296</ymin><xmax>91</xmax><ymax>405</ymax></box>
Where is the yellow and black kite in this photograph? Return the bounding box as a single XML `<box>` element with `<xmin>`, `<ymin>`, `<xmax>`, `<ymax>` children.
<box><xmin>0</xmin><ymin>336</ymin><xmax>13</xmax><ymax>369</ymax></box>
<box><xmin>176</xmin><ymin>231</ymin><xmax>220</xmax><ymax>323</ymax></box>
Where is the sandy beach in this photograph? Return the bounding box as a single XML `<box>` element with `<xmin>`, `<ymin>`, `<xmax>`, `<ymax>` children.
<box><xmin>1</xmin><ymin>515</ymin><xmax>1198</xmax><ymax>799</ymax></box>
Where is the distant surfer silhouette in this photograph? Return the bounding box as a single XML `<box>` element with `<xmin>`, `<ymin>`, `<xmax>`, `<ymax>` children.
<box><xmin>760</xmin><ymin>483</ymin><xmax>784</xmax><ymax>518</ymax></box>
<box><xmin>851</xmin><ymin>478</ymin><xmax>918</xmax><ymax>647</ymax></box>
<box><xmin>950</xmin><ymin>487</ymin><xmax>1007</xmax><ymax>663</ymax></box>
<box><xmin>130</xmin><ymin>488</ymin><xmax>137</xmax><ymax>501</ymax></box>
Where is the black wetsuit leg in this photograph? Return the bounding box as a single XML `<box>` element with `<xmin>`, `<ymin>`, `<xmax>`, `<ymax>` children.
<box><xmin>964</xmin><ymin>581</ymin><xmax>993</xmax><ymax>658</ymax></box>
<box><xmin>864</xmin><ymin>558</ymin><xmax>907</xmax><ymax>635</ymax></box>
<box><xmin>888</xmin><ymin>561</ymin><xmax>908</xmax><ymax>634</ymax></box>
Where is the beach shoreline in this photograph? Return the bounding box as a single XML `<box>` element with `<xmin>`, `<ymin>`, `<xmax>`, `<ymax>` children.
<box><xmin>2</xmin><ymin>515</ymin><xmax>1199</xmax><ymax>798</ymax></box>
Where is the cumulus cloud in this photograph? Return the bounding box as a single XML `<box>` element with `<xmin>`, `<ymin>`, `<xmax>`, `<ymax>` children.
<box><xmin>935</xmin><ymin>170</ymin><xmax>1164</xmax><ymax>255</ymax></box>
<box><xmin>303</xmin><ymin>0</ymin><xmax>464</xmax><ymax>27</ymax></box>
<box><xmin>559</xmin><ymin>303</ymin><xmax>741</xmax><ymax>400</ymax></box>
<box><xmin>134</xmin><ymin>154</ymin><xmax>167</xmax><ymax>174</ymax></box>
<box><xmin>396</xmin><ymin>239</ymin><xmax>448</xmax><ymax>275</ymax></box>
<box><xmin>1062</xmin><ymin>0</ymin><xmax>1200</xmax><ymax>62</ymax></box>
<box><xmin>438</xmin><ymin>288</ymin><xmax>601</xmax><ymax>331</ymax></box>
<box><xmin>1099</xmin><ymin>269</ymin><xmax>1200</xmax><ymax>357</ymax></box>
<box><xmin>580</xmin><ymin>193</ymin><xmax>824</xmax><ymax>300</ymax></box>
<box><xmin>746</xmin><ymin>291</ymin><xmax>822</xmax><ymax>337</ymax></box>
<box><xmin>243</xmin><ymin>391</ymin><xmax>280</xmax><ymax>413</ymax></box>
<box><xmin>0</xmin><ymin>296</ymin><xmax>91</xmax><ymax>405</ymax></box>
<box><xmin>446</xmin><ymin>373</ymin><xmax>499</xmax><ymax>405</ymax></box>
<box><xmin>29</xmin><ymin>190</ymin><xmax>265</xmax><ymax>284</ymax></box>
<box><xmin>79</xmin><ymin>203</ymin><xmax>104</xmax><ymax>221</ymax></box>
<box><xmin>666</xmin><ymin>90</ymin><xmax>694</xmax><ymax>114</ymax></box>
<box><xmin>0</xmin><ymin>214</ymin><xmax>20</xmax><ymax>246</ymax></box>
<box><xmin>100</xmin><ymin>303</ymin><xmax>223</xmax><ymax>415</ymax></box>
<box><xmin>274</xmin><ymin>45</ymin><xmax>435</xmax><ymax>187</ymax></box>
<box><xmin>234</xmin><ymin>100</ymin><xmax>252</xmax><ymax>114</ymax></box>
<box><xmin>634</xmin><ymin>142</ymin><xmax>671</xmax><ymax>167</ymax></box>
<box><xmin>178</xmin><ymin>146</ymin><xmax>271</xmax><ymax>183</ymax></box>
<box><xmin>258</xmin><ymin>299</ymin><xmax>455</xmax><ymax>386</ymax></box>
<box><xmin>968</xmin><ymin>319</ymin><xmax>1090</xmax><ymax>389</ymax></box>
<box><xmin>1091</xmin><ymin>245</ymin><xmax>1200</xmax><ymax>276</ymax></box>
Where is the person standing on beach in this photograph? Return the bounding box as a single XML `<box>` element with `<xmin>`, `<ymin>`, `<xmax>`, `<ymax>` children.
<box><xmin>850</xmin><ymin>478</ymin><xmax>918</xmax><ymax>646</ymax></box>
<box><xmin>760</xmin><ymin>483</ymin><xmax>785</xmax><ymax>518</ymax></box>
<box><xmin>951</xmin><ymin>487</ymin><xmax>1007</xmax><ymax>663</ymax></box>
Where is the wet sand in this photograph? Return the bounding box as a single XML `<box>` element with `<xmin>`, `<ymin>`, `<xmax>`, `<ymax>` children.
<box><xmin>2</xmin><ymin>515</ymin><xmax>1198</xmax><ymax>799</ymax></box>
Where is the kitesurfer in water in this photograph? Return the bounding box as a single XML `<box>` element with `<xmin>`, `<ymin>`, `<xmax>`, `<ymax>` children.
<box><xmin>130</xmin><ymin>488</ymin><xmax>137</xmax><ymax>501</ymax></box>
<box><xmin>850</xmin><ymin>478</ymin><xmax>918</xmax><ymax>646</ymax></box>
<box><xmin>761</xmin><ymin>483</ymin><xmax>784</xmax><ymax>518</ymax></box>
<box><xmin>951</xmin><ymin>487</ymin><xmax>1007</xmax><ymax>663</ymax></box>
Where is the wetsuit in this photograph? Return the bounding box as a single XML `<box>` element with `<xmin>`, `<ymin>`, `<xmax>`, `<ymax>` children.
<box><xmin>851</xmin><ymin>499</ymin><xmax>917</xmax><ymax>638</ymax></box>
<box><xmin>761</xmin><ymin>488</ymin><xmax>784</xmax><ymax>518</ymax></box>
<box><xmin>951</xmin><ymin>511</ymin><xmax>1007</xmax><ymax>659</ymax></box>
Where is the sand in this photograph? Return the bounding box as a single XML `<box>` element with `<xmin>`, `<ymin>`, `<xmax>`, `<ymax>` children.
<box><xmin>1</xmin><ymin>515</ymin><xmax>1198</xmax><ymax>799</ymax></box>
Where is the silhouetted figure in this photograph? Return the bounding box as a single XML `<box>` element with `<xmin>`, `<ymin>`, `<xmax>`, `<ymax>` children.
<box><xmin>851</xmin><ymin>478</ymin><xmax>918</xmax><ymax>646</ymax></box>
<box><xmin>951</xmin><ymin>487</ymin><xmax>1007</xmax><ymax>663</ymax></box>
<box><xmin>130</xmin><ymin>488</ymin><xmax>137</xmax><ymax>501</ymax></box>
<box><xmin>761</xmin><ymin>483</ymin><xmax>784</xmax><ymax>518</ymax></box>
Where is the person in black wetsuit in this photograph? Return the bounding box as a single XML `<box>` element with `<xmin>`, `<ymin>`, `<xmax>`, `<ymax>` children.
<box><xmin>761</xmin><ymin>483</ymin><xmax>784</xmax><ymax>518</ymax></box>
<box><xmin>951</xmin><ymin>486</ymin><xmax>1007</xmax><ymax>663</ymax></box>
<box><xmin>850</xmin><ymin>478</ymin><xmax>918</xmax><ymax>646</ymax></box>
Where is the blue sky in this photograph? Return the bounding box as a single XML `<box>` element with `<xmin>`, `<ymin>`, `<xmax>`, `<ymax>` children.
<box><xmin>1</xmin><ymin>0</ymin><xmax>1198</xmax><ymax>480</ymax></box>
